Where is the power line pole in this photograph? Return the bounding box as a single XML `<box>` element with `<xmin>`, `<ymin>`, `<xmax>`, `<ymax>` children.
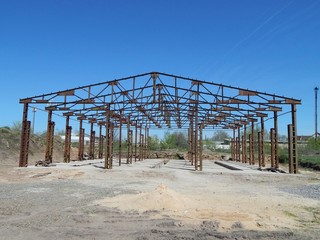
<box><xmin>315</xmin><ymin>87</ymin><xmax>319</xmax><ymax>141</ymax></box>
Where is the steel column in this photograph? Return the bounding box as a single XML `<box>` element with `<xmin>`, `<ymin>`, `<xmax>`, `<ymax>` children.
<box><xmin>45</xmin><ymin>110</ymin><xmax>55</xmax><ymax>163</ymax></box>
<box><xmin>78</xmin><ymin>119</ymin><xmax>84</xmax><ymax>160</ymax></box>
<box><xmin>89</xmin><ymin>122</ymin><xmax>95</xmax><ymax>160</ymax></box>
<box><xmin>250</xmin><ymin>121</ymin><xmax>255</xmax><ymax>165</ymax></box>
<box><xmin>288</xmin><ymin>124</ymin><xmax>294</xmax><ymax>173</ymax></box>
<box><xmin>291</xmin><ymin>104</ymin><xmax>298</xmax><ymax>173</ymax></box>
<box><xmin>260</xmin><ymin>117</ymin><xmax>265</xmax><ymax>167</ymax></box>
<box><xmin>270</xmin><ymin>128</ymin><xmax>275</xmax><ymax>168</ymax></box>
<box><xmin>135</xmin><ymin>121</ymin><xmax>138</xmax><ymax>162</ymax></box>
<box><xmin>274</xmin><ymin>111</ymin><xmax>279</xmax><ymax>168</ymax></box>
<box><xmin>98</xmin><ymin>124</ymin><xmax>103</xmax><ymax>159</ymax></box>
<box><xmin>105</xmin><ymin>105</ymin><xmax>112</xmax><ymax>169</ymax></box>
<box><xmin>243</xmin><ymin>124</ymin><xmax>247</xmax><ymax>163</ymax></box>
<box><xmin>237</xmin><ymin>127</ymin><xmax>241</xmax><ymax>161</ymax></box>
<box><xmin>64</xmin><ymin>116</ymin><xmax>71</xmax><ymax>163</ymax></box>
<box><xmin>119</xmin><ymin>111</ymin><xmax>122</xmax><ymax>166</ymax></box>
<box><xmin>258</xmin><ymin>131</ymin><xmax>262</xmax><ymax>168</ymax></box>
<box><xmin>19</xmin><ymin>103</ymin><xmax>30</xmax><ymax>167</ymax></box>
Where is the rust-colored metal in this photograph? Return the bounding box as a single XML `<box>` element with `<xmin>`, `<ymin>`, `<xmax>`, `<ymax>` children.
<box><xmin>291</xmin><ymin>104</ymin><xmax>298</xmax><ymax>173</ymax></box>
<box><xmin>231</xmin><ymin>128</ymin><xmax>236</xmax><ymax>160</ymax></box>
<box><xmin>89</xmin><ymin>122</ymin><xmax>95</xmax><ymax>159</ymax></box>
<box><xmin>288</xmin><ymin>124</ymin><xmax>294</xmax><ymax>173</ymax></box>
<box><xmin>250</xmin><ymin>121</ymin><xmax>255</xmax><ymax>165</ymax></box>
<box><xmin>78</xmin><ymin>119</ymin><xmax>84</xmax><ymax>160</ymax></box>
<box><xmin>273</xmin><ymin>111</ymin><xmax>279</xmax><ymax>168</ymax></box>
<box><xmin>258</xmin><ymin>131</ymin><xmax>262</xmax><ymax>168</ymax></box>
<box><xmin>199</xmin><ymin>123</ymin><xmax>203</xmax><ymax>171</ymax></box>
<box><xmin>119</xmin><ymin>110</ymin><xmax>122</xmax><ymax>166</ymax></box>
<box><xmin>134</xmin><ymin>121</ymin><xmax>138</xmax><ymax>162</ymax></box>
<box><xmin>19</xmin><ymin>103</ymin><xmax>30</xmax><ymax>167</ymax></box>
<box><xmin>127</xmin><ymin>117</ymin><xmax>133</xmax><ymax>164</ymax></box>
<box><xmin>260</xmin><ymin>117</ymin><xmax>265</xmax><ymax>167</ymax></box>
<box><xmin>105</xmin><ymin>105</ymin><xmax>112</xmax><ymax>169</ymax></box>
<box><xmin>237</xmin><ymin>127</ymin><xmax>241</xmax><ymax>161</ymax></box>
<box><xmin>19</xmin><ymin>72</ymin><xmax>301</xmax><ymax>172</ymax></box>
<box><xmin>64</xmin><ymin>116</ymin><xmax>71</xmax><ymax>163</ymax></box>
<box><xmin>98</xmin><ymin>124</ymin><xmax>103</xmax><ymax>159</ymax></box>
<box><xmin>243</xmin><ymin>124</ymin><xmax>247</xmax><ymax>163</ymax></box>
<box><xmin>45</xmin><ymin>110</ymin><xmax>55</xmax><ymax>163</ymax></box>
<box><xmin>270</xmin><ymin>128</ymin><xmax>275</xmax><ymax>168</ymax></box>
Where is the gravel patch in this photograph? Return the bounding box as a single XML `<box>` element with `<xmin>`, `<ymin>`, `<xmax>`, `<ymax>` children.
<box><xmin>279</xmin><ymin>184</ymin><xmax>320</xmax><ymax>200</ymax></box>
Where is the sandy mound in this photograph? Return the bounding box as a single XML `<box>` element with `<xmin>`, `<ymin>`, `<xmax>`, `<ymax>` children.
<box><xmin>94</xmin><ymin>184</ymin><xmax>254</xmax><ymax>229</ymax></box>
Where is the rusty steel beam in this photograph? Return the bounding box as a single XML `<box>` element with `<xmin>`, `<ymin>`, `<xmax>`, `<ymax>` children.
<box><xmin>258</xmin><ymin>131</ymin><xmax>262</xmax><ymax>168</ymax></box>
<box><xmin>89</xmin><ymin>122</ymin><xmax>95</xmax><ymax>160</ymax></box>
<box><xmin>19</xmin><ymin>103</ymin><xmax>30</xmax><ymax>167</ymax></box>
<box><xmin>98</xmin><ymin>124</ymin><xmax>103</xmax><ymax>159</ymax></box>
<box><xmin>270</xmin><ymin>128</ymin><xmax>275</xmax><ymax>168</ymax></box>
<box><xmin>250</xmin><ymin>121</ymin><xmax>255</xmax><ymax>165</ymax></box>
<box><xmin>64</xmin><ymin>116</ymin><xmax>71</xmax><ymax>163</ymax></box>
<box><xmin>291</xmin><ymin>104</ymin><xmax>298</xmax><ymax>173</ymax></box>
<box><xmin>260</xmin><ymin>117</ymin><xmax>265</xmax><ymax>167</ymax></box>
<box><xmin>237</xmin><ymin>127</ymin><xmax>241</xmax><ymax>161</ymax></box>
<box><xmin>288</xmin><ymin>124</ymin><xmax>294</xmax><ymax>173</ymax></box>
<box><xmin>78</xmin><ymin>119</ymin><xmax>84</xmax><ymax>160</ymax></box>
<box><xmin>45</xmin><ymin>110</ymin><xmax>55</xmax><ymax>163</ymax></box>
<box><xmin>243</xmin><ymin>124</ymin><xmax>247</xmax><ymax>163</ymax></box>
<box><xmin>199</xmin><ymin>123</ymin><xmax>203</xmax><ymax>171</ymax></box>
<box><xmin>274</xmin><ymin>111</ymin><xmax>279</xmax><ymax>168</ymax></box>
<box><xmin>134</xmin><ymin>121</ymin><xmax>138</xmax><ymax>162</ymax></box>
<box><xmin>105</xmin><ymin>106</ymin><xmax>112</xmax><ymax>169</ymax></box>
<box><xmin>119</xmin><ymin>110</ymin><xmax>122</xmax><ymax>166</ymax></box>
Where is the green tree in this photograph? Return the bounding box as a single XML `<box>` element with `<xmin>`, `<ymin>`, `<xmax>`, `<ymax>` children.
<box><xmin>211</xmin><ymin>130</ymin><xmax>230</xmax><ymax>141</ymax></box>
<box><xmin>160</xmin><ymin>131</ymin><xmax>188</xmax><ymax>150</ymax></box>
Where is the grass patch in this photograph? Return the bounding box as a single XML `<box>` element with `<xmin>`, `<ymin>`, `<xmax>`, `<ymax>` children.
<box><xmin>303</xmin><ymin>207</ymin><xmax>320</xmax><ymax>224</ymax></box>
<box><xmin>283</xmin><ymin>210</ymin><xmax>297</xmax><ymax>218</ymax></box>
<box><xmin>300</xmin><ymin>156</ymin><xmax>320</xmax><ymax>165</ymax></box>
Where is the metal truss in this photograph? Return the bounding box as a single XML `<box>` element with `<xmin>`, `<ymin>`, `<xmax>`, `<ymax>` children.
<box><xmin>19</xmin><ymin>72</ymin><xmax>301</xmax><ymax>173</ymax></box>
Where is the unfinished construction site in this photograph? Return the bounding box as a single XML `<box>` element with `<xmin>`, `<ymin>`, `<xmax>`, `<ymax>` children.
<box><xmin>1</xmin><ymin>72</ymin><xmax>320</xmax><ymax>240</ymax></box>
<box><xmin>19</xmin><ymin>72</ymin><xmax>301</xmax><ymax>173</ymax></box>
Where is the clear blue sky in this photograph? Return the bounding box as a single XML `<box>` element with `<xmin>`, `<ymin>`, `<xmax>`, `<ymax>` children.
<box><xmin>1</xmin><ymin>0</ymin><xmax>320</xmax><ymax>136</ymax></box>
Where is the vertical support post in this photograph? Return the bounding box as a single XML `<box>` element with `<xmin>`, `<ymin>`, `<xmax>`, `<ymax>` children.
<box><xmin>273</xmin><ymin>111</ymin><xmax>279</xmax><ymax>168</ymax></box>
<box><xmin>98</xmin><ymin>124</ymin><xmax>103</xmax><ymax>159</ymax></box>
<box><xmin>258</xmin><ymin>131</ymin><xmax>262</xmax><ymax>168</ymax></box>
<box><xmin>119</xmin><ymin>111</ymin><xmax>122</xmax><ymax>166</ymax></box>
<box><xmin>127</xmin><ymin>118</ymin><xmax>130</xmax><ymax>164</ymax></box>
<box><xmin>45</xmin><ymin>110</ymin><xmax>55</xmax><ymax>163</ymax></box>
<box><xmin>105</xmin><ymin>104</ymin><xmax>112</xmax><ymax>169</ymax></box>
<box><xmin>146</xmin><ymin>127</ymin><xmax>150</xmax><ymax>159</ymax></box>
<box><xmin>78</xmin><ymin>119</ymin><xmax>84</xmax><ymax>160</ymax></box>
<box><xmin>248</xmin><ymin>133</ymin><xmax>252</xmax><ymax>165</ymax></box>
<box><xmin>199</xmin><ymin>123</ymin><xmax>203</xmax><ymax>171</ymax></box>
<box><xmin>190</xmin><ymin>119</ymin><xmax>194</xmax><ymax>165</ymax></box>
<box><xmin>260</xmin><ymin>117</ymin><xmax>265</xmax><ymax>167</ymax></box>
<box><xmin>19</xmin><ymin>103</ymin><xmax>30</xmax><ymax>167</ymax></box>
<box><xmin>144</xmin><ymin>126</ymin><xmax>148</xmax><ymax>160</ymax></box>
<box><xmin>288</xmin><ymin>124</ymin><xmax>294</xmax><ymax>173</ymax></box>
<box><xmin>126</xmin><ymin>117</ymin><xmax>133</xmax><ymax>164</ymax></box>
<box><xmin>241</xmin><ymin>136</ymin><xmax>245</xmax><ymax>163</ymax></box>
<box><xmin>270</xmin><ymin>128</ymin><xmax>275</xmax><ymax>168</ymax></box>
<box><xmin>64</xmin><ymin>116</ymin><xmax>72</xmax><ymax>163</ymax></box>
<box><xmin>291</xmin><ymin>104</ymin><xmax>298</xmax><ymax>173</ymax></box>
<box><xmin>237</xmin><ymin>127</ymin><xmax>241</xmax><ymax>161</ymax></box>
<box><xmin>231</xmin><ymin>128</ymin><xmax>236</xmax><ymax>160</ymax></box>
<box><xmin>243</xmin><ymin>124</ymin><xmax>247</xmax><ymax>163</ymax></box>
<box><xmin>135</xmin><ymin>121</ymin><xmax>138</xmax><ymax>162</ymax></box>
<box><xmin>89</xmin><ymin>122</ymin><xmax>95</xmax><ymax>159</ymax></box>
<box><xmin>250</xmin><ymin>121</ymin><xmax>255</xmax><ymax>165</ymax></box>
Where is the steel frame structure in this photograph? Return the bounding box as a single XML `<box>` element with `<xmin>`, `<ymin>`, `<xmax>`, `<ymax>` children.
<box><xmin>19</xmin><ymin>72</ymin><xmax>301</xmax><ymax>173</ymax></box>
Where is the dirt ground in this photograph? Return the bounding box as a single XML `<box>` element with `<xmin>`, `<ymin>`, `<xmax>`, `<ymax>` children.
<box><xmin>0</xmin><ymin>158</ymin><xmax>319</xmax><ymax>240</ymax></box>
